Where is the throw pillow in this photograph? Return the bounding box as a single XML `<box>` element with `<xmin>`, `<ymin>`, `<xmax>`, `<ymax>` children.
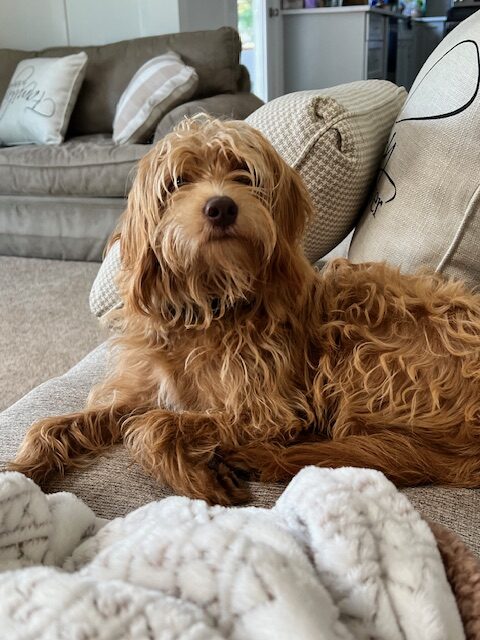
<box><xmin>348</xmin><ymin>13</ymin><xmax>480</xmax><ymax>289</ymax></box>
<box><xmin>113</xmin><ymin>51</ymin><xmax>199</xmax><ymax>145</ymax></box>
<box><xmin>0</xmin><ymin>52</ymin><xmax>87</xmax><ymax>146</ymax></box>
<box><xmin>246</xmin><ymin>81</ymin><xmax>407</xmax><ymax>263</ymax></box>
<box><xmin>89</xmin><ymin>240</ymin><xmax>122</xmax><ymax>320</ymax></box>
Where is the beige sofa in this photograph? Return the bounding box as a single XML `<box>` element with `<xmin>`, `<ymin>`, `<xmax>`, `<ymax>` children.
<box><xmin>0</xmin><ymin>27</ymin><xmax>262</xmax><ymax>261</ymax></box>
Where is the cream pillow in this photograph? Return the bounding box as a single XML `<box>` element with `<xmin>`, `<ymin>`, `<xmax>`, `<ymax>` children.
<box><xmin>246</xmin><ymin>81</ymin><xmax>407</xmax><ymax>262</ymax></box>
<box><xmin>0</xmin><ymin>52</ymin><xmax>87</xmax><ymax>146</ymax></box>
<box><xmin>89</xmin><ymin>240</ymin><xmax>122</xmax><ymax>319</ymax></box>
<box><xmin>348</xmin><ymin>14</ymin><xmax>480</xmax><ymax>289</ymax></box>
<box><xmin>113</xmin><ymin>51</ymin><xmax>198</xmax><ymax>145</ymax></box>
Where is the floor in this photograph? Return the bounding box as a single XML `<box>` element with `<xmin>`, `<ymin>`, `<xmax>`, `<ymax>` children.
<box><xmin>0</xmin><ymin>256</ymin><xmax>107</xmax><ymax>412</ymax></box>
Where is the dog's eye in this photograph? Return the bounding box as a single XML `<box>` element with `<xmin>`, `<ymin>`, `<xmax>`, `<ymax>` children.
<box><xmin>175</xmin><ymin>176</ymin><xmax>188</xmax><ymax>188</ymax></box>
<box><xmin>233</xmin><ymin>173</ymin><xmax>253</xmax><ymax>186</ymax></box>
<box><xmin>166</xmin><ymin>176</ymin><xmax>188</xmax><ymax>192</ymax></box>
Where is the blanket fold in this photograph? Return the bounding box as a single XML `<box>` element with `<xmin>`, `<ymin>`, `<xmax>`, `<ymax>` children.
<box><xmin>0</xmin><ymin>467</ymin><xmax>465</xmax><ymax>640</ymax></box>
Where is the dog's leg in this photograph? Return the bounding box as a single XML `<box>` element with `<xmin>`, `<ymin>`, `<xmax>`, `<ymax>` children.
<box><xmin>9</xmin><ymin>405</ymin><xmax>130</xmax><ymax>483</ymax></box>
<box><xmin>226</xmin><ymin>431</ymin><xmax>480</xmax><ymax>488</ymax></box>
<box><xmin>123</xmin><ymin>409</ymin><xmax>250</xmax><ymax>505</ymax></box>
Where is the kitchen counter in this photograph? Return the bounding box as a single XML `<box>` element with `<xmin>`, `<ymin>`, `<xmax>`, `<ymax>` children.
<box><xmin>282</xmin><ymin>6</ymin><xmax>446</xmax><ymax>21</ymax></box>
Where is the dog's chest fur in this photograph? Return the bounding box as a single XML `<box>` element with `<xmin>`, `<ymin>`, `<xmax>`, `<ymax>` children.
<box><xmin>144</xmin><ymin>309</ymin><xmax>317</xmax><ymax>435</ymax></box>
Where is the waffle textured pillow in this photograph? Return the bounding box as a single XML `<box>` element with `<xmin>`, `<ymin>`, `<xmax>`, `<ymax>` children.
<box><xmin>0</xmin><ymin>52</ymin><xmax>87</xmax><ymax>146</ymax></box>
<box><xmin>348</xmin><ymin>13</ymin><xmax>480</xmax><ymax>289</ymax></box>
<box><xmin>89</xmin><ymin>240</ymin><xmax>122</xmax><ymax>320</ymax></box>
<box><xmin>246</xmin><ymin>80</ymin><xmax>407</xmax><ymax>263</ymax></box>
<box><xmin>113</xmin><ymin>51</ymin><xmax>198</xmax><ymax>144</ymax></box>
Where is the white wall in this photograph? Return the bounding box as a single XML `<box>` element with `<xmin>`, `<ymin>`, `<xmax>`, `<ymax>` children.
<box><xmin>0</xmin><ymin>0</ymin><xmax>69</xmax><ymax>50</ymax></box>
<box><xmin>0</xmin><ymin>0</ymin><xmax>235</xmax><ymax>51</ymax></box>
<box><xmin>178</xmin><ymin>0</ymin><xmax>237</xmax><ymax>32</ymax></box>
<box><xmin>65</xmin><ymin>0</ymin><xmax>180</xmax><ymax>46</ymax></box>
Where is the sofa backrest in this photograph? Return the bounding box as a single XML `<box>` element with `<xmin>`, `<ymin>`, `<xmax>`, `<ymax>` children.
<box><xmin>0</xmin><ymin>27</ymin><xmax>243</xmax><ymax>136</ymax></box>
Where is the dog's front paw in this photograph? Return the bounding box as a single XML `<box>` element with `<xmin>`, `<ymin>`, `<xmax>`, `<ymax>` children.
<box><xmin>174</xmin><ymin>457</ymin><xmax>251</xmax><ymax>506</ymax></box>
<box><xmin>9</xmin><ymin>418</ymin><xmax>67</xmax><ymax>484</ymax></box>
<box><xmin>124</xmin><ymin>410</ymin><xmax>251</xmax><ymax>505</ymax></box>
<box><xmin>223</xmin><ymin>444</ymin><xmax>289</xmax><ymax>483</ymax></box>
<box><xmin>208</xmin><ymin>460</ymin><xmax>251</xmax><ymax>506</ymax></box>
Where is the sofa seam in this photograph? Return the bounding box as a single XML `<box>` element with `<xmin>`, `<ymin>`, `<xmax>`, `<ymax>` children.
<box><xmin>0</xmin><ymin>232</ymin><xmax>112</xmax><ymax>241</ymax></box>
<box><xmin>0</xmin><ymin>159</ymin><xmax>143</xmax><ymax>170</ymax></box>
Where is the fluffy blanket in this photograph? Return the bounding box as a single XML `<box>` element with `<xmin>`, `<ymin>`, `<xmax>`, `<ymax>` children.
<box><xmin>0</xmin><ymin>467</ymin><xmax>464</xmax><ymax>640</ymax></box>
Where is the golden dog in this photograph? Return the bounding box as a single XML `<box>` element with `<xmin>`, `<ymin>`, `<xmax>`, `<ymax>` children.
<box><xmin>11</xmin><ymin>117</ymin><xmax>480</xmax><ymax>504</ymax></box>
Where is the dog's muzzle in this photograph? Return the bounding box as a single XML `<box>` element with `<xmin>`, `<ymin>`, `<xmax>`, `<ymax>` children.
<box><xmin>203</xmin><ymin>196</ymin><xmax>238</xmax><ymax>229</ymax></box>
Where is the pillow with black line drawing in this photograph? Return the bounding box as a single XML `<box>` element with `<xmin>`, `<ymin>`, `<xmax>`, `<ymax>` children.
<box><xmin>113</xmin><ymin>51</ymin><xmax>199</xmax><ymax>145</ymax></box>
<box><xmin>0</xmin><ymin>52</ymin><xmax>87</xmax><ymax>146</ymax></box>
<box><xmin>349</xmin><ymin>13</ymin><xmax>480</xmax><ymax>289</ymax></box>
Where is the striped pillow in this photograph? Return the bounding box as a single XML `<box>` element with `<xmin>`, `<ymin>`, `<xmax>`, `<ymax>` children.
<box><xmin>113</xmin><ymin>51</ymin><xmax>198</xmax><ymax>145</ymax></box>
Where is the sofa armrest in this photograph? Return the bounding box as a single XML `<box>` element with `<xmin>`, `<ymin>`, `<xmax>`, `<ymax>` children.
<box><xmin>153</xmin><ymin>92</ymin><xmax>264</xmax><ymax>142</ymax></box>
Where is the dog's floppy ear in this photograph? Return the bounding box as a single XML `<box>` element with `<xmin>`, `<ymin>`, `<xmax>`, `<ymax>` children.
<box><xmin>117</xmin><ymin>146</ymin><xmax>163</xmax><ymax>315</ymax></box>
<box><xmin>272</xmin><ymin>156</ymin><xmax>314</xmax><ymax>246</ymax></box>
<box><xmin>242</xmin><ymin>124</ymin><xmax>313</xmax><ymax>246</ymax></box>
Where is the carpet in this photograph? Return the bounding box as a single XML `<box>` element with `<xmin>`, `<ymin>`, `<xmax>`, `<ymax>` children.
<box><xmin>0</xmin><ymin>256</ymin><xmax>107</xmax><ymax>412</ymax></box>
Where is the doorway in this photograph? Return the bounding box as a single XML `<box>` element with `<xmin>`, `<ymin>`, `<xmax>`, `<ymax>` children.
<box><xmin>237</xmin><ymin>0</ymin><xmax>283</xmax><ymax>102</ymax></box>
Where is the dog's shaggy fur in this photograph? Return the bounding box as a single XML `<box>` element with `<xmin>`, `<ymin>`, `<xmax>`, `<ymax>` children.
<box><xmin>11</xmin><ymin>117</ymin><xmax>480</xmax><ymax>504</ymax></box>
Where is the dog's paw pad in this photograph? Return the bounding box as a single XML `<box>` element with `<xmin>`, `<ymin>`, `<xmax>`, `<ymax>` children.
<box><xmin>215</xmin><ymin>462</ymin><xmax>251</xmax><ymax>505</ymax></box>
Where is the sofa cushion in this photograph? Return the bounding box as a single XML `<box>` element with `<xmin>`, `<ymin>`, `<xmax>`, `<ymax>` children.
<box><xmin>153</xmin><ymin>92</ymin><xmax>264</xmax><ymax>142</ymax></box>
<box><xmin>246</xmin><ymin>80</ymin><xmax>407</xmax><ymax>263</ymax></box>
<box><xmin>0</xmin><ymin>195</ymin><xmax>125</xmax><ymax>261</ymax></box>
<box><xmin>0</xmin><ymin>135</ymin><xmax>147</xmax><ymax>198</ymax></box>
<box><xmin>348</xmin><ymin>14</ymin><xmax>480</xmax><ymax>289</ymax></box>
<box><xmin>1</xmin><ymin>343</ymin><xmax>479</xmax><ymax>556</ymax></box>
<box><xmin>0</xmin><ymin>28</ymin><xmax>243</xmax><ymax>136</ymax></box>
<box><xmin>0</xmin><ymin>52</ymin><xmax>87</xmax><ymax>146</ymax></box>
<box><xmin>113</xmin><ymin>51</ymin><xmax>199</xmax><ymax>144</ymax></box>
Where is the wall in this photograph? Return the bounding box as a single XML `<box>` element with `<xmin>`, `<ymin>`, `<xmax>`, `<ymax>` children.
<box><xmin>0</xmin><ymin>0</ymin><xmax>235</xmax><ymax>51</ymax></box>
<box><xmin>65</xmin><ymin>0</ymin><xmax>180</xmax><ymax>46</ymax></box>
<box><xmin>0</xmin><ymin>0</ymin><xmax>70</xmax><ymax>50</ymax></box>
<box><xmin>178</xmin><ymin>0</ymin><xmax>237</xmax><ymax>33</ymax></box>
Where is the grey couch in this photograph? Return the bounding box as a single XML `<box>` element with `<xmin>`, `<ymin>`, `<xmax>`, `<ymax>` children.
<box><xmin>0</xmin><ymin>27</ymin><xmax>262</xmax><ymax>261</ymax></box>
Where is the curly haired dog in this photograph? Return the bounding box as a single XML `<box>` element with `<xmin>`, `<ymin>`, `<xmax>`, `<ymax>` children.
<box><xmin>10</xmin><ymin>117</ymin><xmax>480</xmax><ymax>504</ymax></box>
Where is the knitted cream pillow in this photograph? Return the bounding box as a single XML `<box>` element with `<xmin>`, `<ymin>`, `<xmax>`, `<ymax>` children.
<box><xmin>348</xmin><ymin>14</ymin><xmax>480</xmax><ymax>288</ymax></box>
<box><xmin>89</xmin><ymin>240</ymin><xmax>122</xmax><ymax>319</ymax></box>
<box><xmin>246</xmin><ymin>81</ymin><xmax>406</xmax><ymax>262</ymax></box>
<box><xmin>90</xmin><ymin>81</ymin><xmax>406</xmax><ymax>318</ymax></box>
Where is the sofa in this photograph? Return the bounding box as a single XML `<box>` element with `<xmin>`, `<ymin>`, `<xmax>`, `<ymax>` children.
<box><xmin>0</xmin><ymin>27</ymin><xmax>263</xmax><ymax>262</ymax></box>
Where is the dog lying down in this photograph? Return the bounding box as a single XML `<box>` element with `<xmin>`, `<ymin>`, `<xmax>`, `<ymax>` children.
<box><xmin>11</xmin><ymin>117</ymin><xmax>480</xmax><ymax>505</ymax></box>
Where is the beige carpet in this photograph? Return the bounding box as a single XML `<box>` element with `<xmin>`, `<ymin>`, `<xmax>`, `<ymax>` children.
<box><xmin>0</xmin><ymin>256</ymin><xmax>107</xmax><ymax>412</ymax></box>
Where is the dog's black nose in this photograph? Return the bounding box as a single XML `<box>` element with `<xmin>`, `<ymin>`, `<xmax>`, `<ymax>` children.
<box><xmin>203</xmin><ymin>196</ymin><xmax>238</xmax><ymax>228</ymax></box>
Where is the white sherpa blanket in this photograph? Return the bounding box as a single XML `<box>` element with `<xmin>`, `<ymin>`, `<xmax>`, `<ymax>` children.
<box><xmin>0</xmin><ymin>467</ymin><xmax>464</xmax><ymax>640</ymax></box>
